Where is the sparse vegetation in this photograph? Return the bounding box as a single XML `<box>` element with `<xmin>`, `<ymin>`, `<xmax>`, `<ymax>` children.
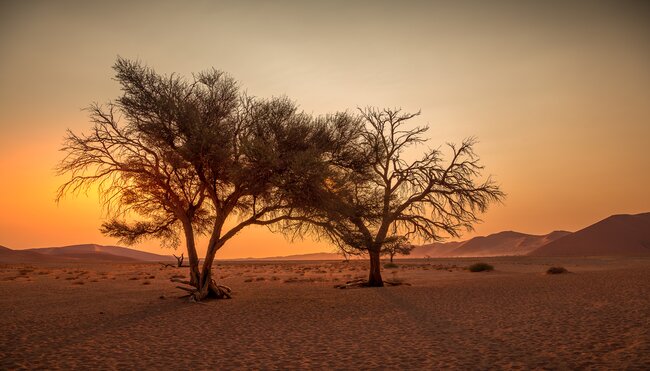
<box><xmin>384</xmin><ymin>262</ymin><xmax>399</xmax><ymax>269</ymax></box>
<box><xmin>381</xmin><ymin>238</ymin><xmax>415</xmax><ymax>263</ymax></box>
<box><xmin>546</xmin><ymin>266</ymin><xmax>568</xmax><ymax>274</ymax></box>
<box><xmin>468</xmin><ymin>262</ymin><xmax>494</xmax><ymax>272</ymax></box>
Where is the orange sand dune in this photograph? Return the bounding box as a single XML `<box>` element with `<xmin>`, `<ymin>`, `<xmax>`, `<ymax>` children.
<box><xmin>0</xmin><ymin>245</ymin><xmax>67</xmax><ymax>263</ymax></box>
<box><xmin>26</xmin><ymin>244</ymin><xmax>173</xmax><ymax>262</ymax></box>
<box><xmin>0</xmin><ymin>244</ymin><xmax>174</xmax><ymax>264</ymax></box>
<box><xmin>414</xmin><ymin>230</ymin><xmax>570</xmax><ymax>258</ymax></box>
<box><xmin>530</xmin><ymin>213</ymin><xmax>650</xmax><ymax>256</ymax></box>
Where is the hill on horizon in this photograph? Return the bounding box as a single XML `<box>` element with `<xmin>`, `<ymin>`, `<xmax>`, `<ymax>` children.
<box><xmin>0</xmin><ymin>244</ymin><xmax>174</xmax><ymax>264</ymax></box>
<box><xmin>412</xmin><ymin>230</ymin><xmax>571</xmax><ymax>258</ymax></box>
<box><xmin>0</xmin><ymin>245</ymin><xmax>72</xmax><ymax>264</ymax></box>
<box><xmin>529</xmin><ymin>212</ymin><xmax>650</xmax><ymax>257</ymax></box>
<box><xmin>232</xmin><ymin>252</ymin><xmax>345</xmax><ymax>261</ymax></box>
<box><xmin>2</xmin><ymin>212</ymin><xmax>648</xmax><ymax>263</ymax></box>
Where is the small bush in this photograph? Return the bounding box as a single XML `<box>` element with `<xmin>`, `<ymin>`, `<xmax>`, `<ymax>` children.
<box><xmin>546</xmin><ymin>266</ymin><xmax>568</xmax><ymax>274</ymax></box>
<box><xmin>468</xmin><ymin>262</ymin><xmax>494</xmax><ymax>272</ymax></box>
<box><xmin>384</xmin><ymin>262</ymin><xmax>399</xmax><ymax>269</ymax></box>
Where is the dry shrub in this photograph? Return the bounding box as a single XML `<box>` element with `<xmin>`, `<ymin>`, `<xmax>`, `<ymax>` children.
<box><xmin>468</xmin><ymin>262</ymin><xmax>494</xmax><ymax>272</ymax></box>
<box><xmin>546</xmin><ymin>266</ymin><xmax>569</xmax><ymax>274</ymax></box>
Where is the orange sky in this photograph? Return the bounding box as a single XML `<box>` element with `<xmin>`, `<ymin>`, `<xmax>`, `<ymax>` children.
<box><xmin>1</xmin><ymin>0</ymin><xmax>649</xmax><ymax>259</ymax></box>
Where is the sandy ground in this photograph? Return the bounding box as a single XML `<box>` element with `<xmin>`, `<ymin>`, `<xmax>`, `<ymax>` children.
<box><xmin>1</xmin><ymin>256</ymin><xmax>649</xmax><ymax>370</ymax></box>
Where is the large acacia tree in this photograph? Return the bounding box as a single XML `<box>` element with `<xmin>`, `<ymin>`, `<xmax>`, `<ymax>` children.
<box><xmin>286</xmin><ymin>108</ymin><xmax>504</xmax><ymax>287</ymax></box>
<box><xmin>58</xmin><ymin>58</ymin><xmax>336</xmax><ymax>300</ymax></box>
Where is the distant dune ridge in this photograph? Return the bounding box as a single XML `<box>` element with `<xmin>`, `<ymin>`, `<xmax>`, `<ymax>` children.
<box><xmin>413</xmin><ymin>230</ymin><xmax>571</xmax><ymax>258</ymax></box>
<box><xmin>529</xmin><ymin>212</ymin><xmax>650</xmax><ymax>257</ymax></box>
<box><xmin>1</xmin><ymin>212</ymin><xmax>649</xmax><ymax>263</ymax></box>
<box><xmin>0</xmin><ymin>245</ymin><xmax>70</xmax><ymax>263</ymax></box>
<box><xmin>0</xmin><ymin>244</ymin><xmax>174</xmax><ymax>263</ymax></box>
<box><xmin>237</xmin><ymin>252</ymin><xmax>345</xmax><ymax>261</ymax></box>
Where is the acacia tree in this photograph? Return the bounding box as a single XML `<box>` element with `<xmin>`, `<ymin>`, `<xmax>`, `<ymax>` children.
<box><xmin>57</xmin><ymin>101</ymin><xmax>209</xmax><ymax>287</ymax></box>
<box><xmin>58</xmin><ymin>58</ymin><xmax>336</xmax><ymax>300</ymax></box>
<box><xmin>286</xmin><ymin>108</ymin><xmax>504</xmax><ymax>287</ymax></box>
<box><xmin>381</xmin><ymin>237</ymin><xmax>414</xmax><ymax>263</ymax></box>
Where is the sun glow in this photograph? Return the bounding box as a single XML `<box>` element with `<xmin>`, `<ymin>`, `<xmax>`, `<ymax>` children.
<box><xmin>1</xmin><ymin>1</ymin><xmax>649</xmax><ymax>258</ymax></box>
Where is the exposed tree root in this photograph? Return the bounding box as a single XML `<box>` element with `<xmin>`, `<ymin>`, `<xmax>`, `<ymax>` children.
<box><xmin>334</xmin><ymin>278</ymin><xmax>367</xmax><ymax>289</ymax></box>
<box><xmin>384</xmin><ymin>280</ymin><xmax>411</xmax><ymax>287</ymax></box>
<box><xmin>334</xmin><ymin>279</ymin><xmax>411</xmax><ymax>289</ymax></box>
<box><xmin>170</xmin><ymin>278</ymin><xmax>193</xmax><ymax>285</ymax></box>
<box><xmin>171</xmin><ymin>278</ymin><xmax>232</xmax><ymax>301</ymax></box>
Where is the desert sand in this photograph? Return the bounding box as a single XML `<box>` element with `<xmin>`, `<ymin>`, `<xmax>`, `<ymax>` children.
<box><xmin>1</xmin><ymin>257</ymin><xmax>649</xmax><ymax>369</ymax></box>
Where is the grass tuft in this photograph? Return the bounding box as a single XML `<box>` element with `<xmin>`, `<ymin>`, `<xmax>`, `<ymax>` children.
<box><xmin>546</xmin><ymin>266</ymin><xmax>569</xmax><ymax>274</ymax></box>
<box><xmin>468</xmin><ymin>262</ymin><xmax>494</xmax><ymax>272</ymax></box>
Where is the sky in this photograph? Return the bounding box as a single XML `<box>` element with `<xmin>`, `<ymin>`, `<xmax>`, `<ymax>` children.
<box><xmin>1</xmin><ymin>0</ymin><xmax>649</xmax><ymax>259</ymax></box>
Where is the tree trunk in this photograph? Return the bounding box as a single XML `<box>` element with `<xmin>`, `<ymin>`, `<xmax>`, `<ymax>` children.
<box><xmin>181</xmin><ymin>219</ymin><xmax>201</xmax><ymax>287</ymax></box>
<box><xmin>390</xmin><ymin>252</ymin><xmax>394</xmax><ymax>263</ymax></box>
<box><xmin>367</xmin><ymin>249</ymin><xmax>384</xmax><ymax>287</ymax></box>
<box><xmin>191</xmin><ymin>238</ymin><xmax>231</xmax><ymax>300</ymax></box>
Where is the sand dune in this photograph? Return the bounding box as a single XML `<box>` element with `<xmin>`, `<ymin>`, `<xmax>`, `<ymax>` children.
<box><xmin>237</xmin><ymin>252</ymin><xmax>343</xmax><ymax>261</ymax></box>
<box><xmin>26</xmin><ymin>244</ymin><xmax>174</xmax><ymax>262</ymax></box>
<box><xmin>530</xmin><ymin>212</ymin><xmax>650</xmax><ymax>256</ymax></box>
<box><xmin>0</xmin><ymin>244</ymin><xmax>174</xmax><ymax>264</ymax></box>
<box><xmin>234</xmin><ymin>230</ymin><xmax>570</xmax><ymax>261</ymax></box>
<box><xmin>0</xmin><ymin>245</ymin><xmax>67</xmax><ymax>263</ymax></box>
<box><xmin>413</xmin><ymin>230</ymin><xmax>570</xmax><ymax>258</ymax></box>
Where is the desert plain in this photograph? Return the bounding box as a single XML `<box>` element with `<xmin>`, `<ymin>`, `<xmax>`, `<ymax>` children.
<box><xmin>1</xmin><ymin>256</ymin><xmax>649</xmax><ymax>369</ymax></box>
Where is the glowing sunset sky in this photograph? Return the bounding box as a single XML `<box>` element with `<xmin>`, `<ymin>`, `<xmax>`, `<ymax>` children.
<box><xmin>1</xmin><ymin>0</ymin><xmax>649</xmax><ymax>258</ymax></box>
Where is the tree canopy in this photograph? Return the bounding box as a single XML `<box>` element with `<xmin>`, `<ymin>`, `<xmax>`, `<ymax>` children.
<box><xmin>58</xmin><ymin>57</ymin><xmax>347</xmax><ymax>299</ymax></box>
<box><xmin>281</xmin><ymin>108</ymin><xmax>504</xmax><ymax>286</ymax></box>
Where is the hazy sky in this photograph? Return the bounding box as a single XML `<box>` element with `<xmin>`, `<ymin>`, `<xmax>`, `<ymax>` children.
<box><xmin>1</xmin><ymin>0</ymin><xmax>649</xmax><ymax>258</ymax></box>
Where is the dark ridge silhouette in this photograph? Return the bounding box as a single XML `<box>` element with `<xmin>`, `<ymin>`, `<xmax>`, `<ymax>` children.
<box><xmin>233</xmin><ymin>252</ymin><xmax>345</xmax><ymax>261</ymax></box>
<box><xmin>0</xmin><ymin>245</ymin><xmax>67</xmax><ymax>263</ymax></box>
<box><xmin>412</xmin><ymin>230</ymin><xmax>570</xmax><ymax>258</ymax></box>
<box><xmin>25</xmin><ymin>244</ymin><xmax>173</xmax><ymax>262</ymax></box>
<box><xmin>529</xmin><ymin>212</ymin><xmax>650</xmax><ymax>256</ymax></box>
<box><xmin>0</xmin><ymin>244</ymin><xmax>174</xmax><ymax>264</ymax></box>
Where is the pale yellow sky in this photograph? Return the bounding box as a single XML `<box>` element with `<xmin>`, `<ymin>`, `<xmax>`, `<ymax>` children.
<box><xmin>1</xmin><ymin>0</ymin><xmax>649</xmax><ymax>258</ymax></box>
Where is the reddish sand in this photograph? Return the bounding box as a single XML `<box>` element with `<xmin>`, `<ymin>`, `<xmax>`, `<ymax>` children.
<box><xmin>1</xmin><ymin>257</ymin><xmax>649</xmax><ymax>369</ymax></box>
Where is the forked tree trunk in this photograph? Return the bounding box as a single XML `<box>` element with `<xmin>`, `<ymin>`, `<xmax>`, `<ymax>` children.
<box><xmin>181</xmin><ymin>219</ymin><xmax>201</xmax><ymax>287</ymax></box>
<box><xmin>191</xmin><ymin>264</ymin><xmax>231</xmax><ymax>300</ymax></box>
<box><xmin>191</xmin><ymin>239</ymin><xmax>231</xmax><ymax>300</ymax></box>
<box><xmin>368</xmin><ymin>249</ymin><xmax>384</xmax><ymax>287</ymax></box>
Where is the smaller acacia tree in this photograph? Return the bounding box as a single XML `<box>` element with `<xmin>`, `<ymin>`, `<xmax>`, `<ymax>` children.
<box><xmin>381</xmin><ymin>237</ymin><xmax>414</xmax><ymax>263</ymax></box>
<box><xmin>285</xmin><ymin>108</ymin><xmax>504</xmax><ymax>287</ymax></box>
